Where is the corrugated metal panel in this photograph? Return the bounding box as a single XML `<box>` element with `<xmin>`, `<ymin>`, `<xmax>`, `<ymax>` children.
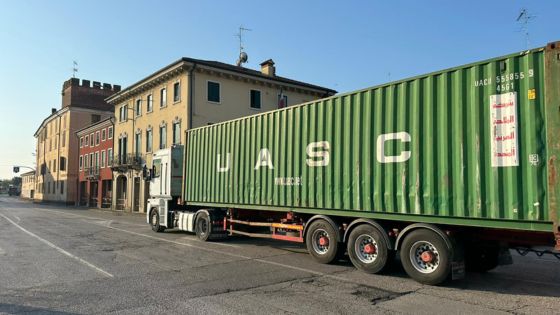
<box><xmin>185</xmin><ymin>45</ymin><xmax>557</xmax><ymax>233</ymax></box>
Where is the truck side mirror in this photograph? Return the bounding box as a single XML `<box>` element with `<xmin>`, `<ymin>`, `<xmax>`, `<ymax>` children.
<box><xmin>142</xmin><ymin>165</ymin><xmax>151</xmax><ymax>181</ymax></box>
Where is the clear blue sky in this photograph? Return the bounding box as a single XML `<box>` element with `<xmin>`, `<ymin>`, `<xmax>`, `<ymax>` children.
<box><xmin>0</xmin><ymin>0</ymin><xmax>558</xmax><ymax>179</ymax></box>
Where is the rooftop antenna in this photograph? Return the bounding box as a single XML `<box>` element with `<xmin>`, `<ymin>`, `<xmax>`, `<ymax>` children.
<box><xmin>516</xmin><ymin>8</ymin><xmax>536</xmax><ymax>50</ymax></box>
<box><xmin>235</xmin><ymin>25</ymin><xmax>251</xmax><ymax>66</ymax></box>
<box><xmin>72</xmin><ymin>60</ymin><xmax>79</xmax><ymax>78</ymax></box>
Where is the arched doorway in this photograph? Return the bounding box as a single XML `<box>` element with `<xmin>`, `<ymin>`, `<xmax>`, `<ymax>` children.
<box><xmin>116</xmin><ymin>175</ymin><xmax>127</xmax><ymax>210</ymax></box>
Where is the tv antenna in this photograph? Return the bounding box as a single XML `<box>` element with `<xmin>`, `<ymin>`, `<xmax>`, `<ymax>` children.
<box><xmin>72</xmin><ymin>61</ymin><xmax>79</xmax><ymax>78</ymax></box>
<box><xmin>516</xmin><ymin>8</ymin><xmax>536</xmax><ymax>49</ymax></box>
<box><xmin>235</xmin><ymin>25</ymin><xmax>251</xmax><ymax>66</ymax></box>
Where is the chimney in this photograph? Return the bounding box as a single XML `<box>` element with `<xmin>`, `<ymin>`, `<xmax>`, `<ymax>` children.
<box><xmin>51</xmin><ymin>108</ymin><xmax>57</xmax><ymax>114</ymax></box>
<box><xmin>260</xmin><ymin>59</ymin><xmax>276</xmax><ymax>76</ymax></box>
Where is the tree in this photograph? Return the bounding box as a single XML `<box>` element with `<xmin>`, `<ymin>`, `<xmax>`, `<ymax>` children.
<box><xmin>11</xmin><ymin>177</ymin><xmax>21</xmax><ymax>187</ymax></box>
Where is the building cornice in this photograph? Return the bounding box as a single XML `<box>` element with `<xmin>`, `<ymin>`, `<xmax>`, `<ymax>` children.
<box><xmin>106</xmin><ymin>58</ymin><xmax>336</xmax><ymax>105</ymax></box>
<box><xmin>75</xmin><ymin>117</ymin><xmax>114</xmax><ymax>137</ymax></box>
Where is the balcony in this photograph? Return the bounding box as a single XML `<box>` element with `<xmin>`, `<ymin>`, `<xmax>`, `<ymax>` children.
<box><xmin>84</xmin><ymin>167</ymin><xmax>100</xmax><ymax>181</ymax></box>
<box><xmin>110</xmin><ymin>154</ymin><xmax>144</xmax><ymax>172</ymax></box>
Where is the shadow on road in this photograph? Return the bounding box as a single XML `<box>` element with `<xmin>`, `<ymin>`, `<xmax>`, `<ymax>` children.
<box><xmin>0</xmin><ymin>304</ymin><xmax>79</xmax><ymax>315</ymax></box>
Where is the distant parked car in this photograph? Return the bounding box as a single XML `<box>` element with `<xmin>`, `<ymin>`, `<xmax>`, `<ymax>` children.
<box><xmin>8</xmin><ymin>185</ymin><xmax>20</xmax><ymax>196</ymax></box>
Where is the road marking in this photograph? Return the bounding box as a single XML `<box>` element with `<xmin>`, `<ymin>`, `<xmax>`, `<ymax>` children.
<box><xmin>26</xmin><ymin>208</ymin><xmax>356</xmax><ymax>281</ymax></box>
<box><xmin>14</xmin><ymin>215</ymin><xmax>21</xmax><ymax>222</ymax></box>
<box><xmin>0</xmin><ymin>213</ymin><xmax>114</xmax><ymax>278</ymax></box>
<box><xmin>22</xmin><ymin>207</ymin><xmax>352</xmax><ymax>281</ymax></box>
<box><xmin>33</xmin><ymin>207</ymin><xmax>241</xmax><ymax>249</ymax></box>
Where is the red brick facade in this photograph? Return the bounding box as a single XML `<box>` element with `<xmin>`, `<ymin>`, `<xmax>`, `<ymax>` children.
<box><xmin>77</xmin><ymin>118</ymin><xmax>114</xmax><ymax>208</ymax></box>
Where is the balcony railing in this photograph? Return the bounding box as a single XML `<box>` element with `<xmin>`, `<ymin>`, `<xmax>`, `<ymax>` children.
<box><xmin>110</xmin><ymin>154</ymin><xmax>144</xmax><ymax>171</ymax></box>
<box><xmin>84</xmin><ymin>167</ymin><xmax>100</xmax><ymax>180</ymax></box>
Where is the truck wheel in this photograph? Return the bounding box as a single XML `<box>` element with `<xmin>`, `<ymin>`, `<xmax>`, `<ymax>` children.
<box><xmin>400</xmin><ymin>229</ymin><xmax>451</xmax><ymax>285</ymax></box>
<box><xmin>465</xmin><ymin>244</ymin><xmax>500</xmax><ymax>272</ymax></box>
<box><xmin>195</xmin><ymin>212</ymin><xmax>212</xmax><ymax>241</ymax></box>
<box><xmin>150</xmin><ymin>209</ymin><xmax>165</xmax><ymax>233</ymax></box>
<box><xmin>305</xmin><ymin>219</ymin><xmax>341</xmax><ymax>264</ymax></box>
<box><xmin>347</xmin><ymin>224</ymin><xmax>391</xmax><ymax>274</ymax></box>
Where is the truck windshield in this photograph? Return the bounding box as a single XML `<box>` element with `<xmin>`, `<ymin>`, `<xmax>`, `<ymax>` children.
<box><xmin>153</xmin><ymin>159</ymin><xmax>161</xmax><ymax>178</ymax></box>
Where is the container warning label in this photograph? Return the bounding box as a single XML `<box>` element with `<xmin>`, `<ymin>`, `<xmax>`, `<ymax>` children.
<box><xmin>490</xmin><ymin>92</ymin><xmax>519</xmax><ymax>167</ymax></box>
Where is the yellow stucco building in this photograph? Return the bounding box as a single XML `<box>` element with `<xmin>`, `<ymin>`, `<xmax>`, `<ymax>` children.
<box><xmin>20</xmin><ymin>170</ymin><xmax>35</xmax><ymax>199</ymax></box>
<box><xmin>107</xmin><ymin>58</ymin><xmax>335</xmax><ymax>212</ymax></box>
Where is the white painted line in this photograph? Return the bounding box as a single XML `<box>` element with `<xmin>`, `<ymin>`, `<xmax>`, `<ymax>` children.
<box><xmin>14</xmin><ymin>215</ymin><xmax>21</xmax><ymax>223</ymax></box>
<box><xmin>101</xmin><ymin>224</ymin><xmax>355</xmax><ymax>283</ymax></box>
<box><xmin>23</xmin><ymin>207</ymin><xmax>362</xmax><ymax>283</ymax></box>
<box><xmin>33</xmin><ymin>207</ymin><xmax>241</xmax><ymax>249</ymax></box>
<box><xmin>0</xmin><ymin>213</ymin><xmax>114</xmax><ymax>278</ymax></box>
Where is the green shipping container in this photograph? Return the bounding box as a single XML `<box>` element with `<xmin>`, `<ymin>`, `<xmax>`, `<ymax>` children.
<box><xmin>185</xmin><ymin>42</ymin><xmax>560</xmax><ymax>237</ymax></box>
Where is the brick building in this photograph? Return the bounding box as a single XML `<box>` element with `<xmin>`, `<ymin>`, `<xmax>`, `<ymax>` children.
<box><xmin>77</xmin><ymin>118</ymin><xmax>114</xmax><ymax>208</ymax></box>
<box><xmin>33</xmin><ymin>78</ymin><xmax>119</xmax><ymax>204</ymax></box>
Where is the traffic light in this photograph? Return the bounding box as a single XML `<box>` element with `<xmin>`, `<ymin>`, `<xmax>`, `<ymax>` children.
<box><xmin>13</xmin><ymin>166</ymin><xmax>19</xmax><ymax>173</ymax></box>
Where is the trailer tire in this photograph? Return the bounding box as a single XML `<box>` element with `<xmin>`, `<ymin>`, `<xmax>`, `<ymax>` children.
<box><xmin>400</xmin><ymin>229</ymin><xmax>451</xmax><ymax>285</ymax></box>
<box><xmin>305</xmin><ymin>219</ymin><xmax>341</xmax><ymax>264</ymax></box>
<box><xmin>149</xmin><ymin>209</ymin><xmax>165</xmax><ymax>233</ymax></box>
<box><xmin>347</xmin><ymin>224</ymin><xmax>392</xmax><ymax>274</ymax></box>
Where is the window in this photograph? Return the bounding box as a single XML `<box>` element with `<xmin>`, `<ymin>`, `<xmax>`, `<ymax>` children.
<box><xmin>89</xmin><ymin>133</ymin><xmax>94</xmax><ymax>146</ymax></box>
<box><xmin>159</xmin><ymin>125</ymin><xmax>167</xmax><ymax>149</ymax></box>
<box><xmin>49</xmin><ymin>139</ymin><xmax>52</xmax><ymax>151</ymax></box>
<box><xmin>207</xmin><ymin>81</ymin><xmax>220</xmax><ymax>103</ymax></box>
<box><xmin>54</xmin><ymin>138</ymin><xmax>57</xmax><ymax>150</ymax></box>
<box><xmin>95</xmin><ymin>152</ymin><xmax>99</xmax><ymax>167</ymax></box>
<box><xmin>101</xmin><ymin>129</ymin><xmax>106</xmax><ymax>141</ymax></box>
<box><xmin>95</xmin><ymin>131</ymin><xmax>100</xmax><ymax>146</ymax></box>
<box><xmin>135</xmin><ymin>99</ymin><xmax>142</xmax><ymax>116</ymax></box>
<box><xmin>172</xmin><ymin>122</ymin><xmax>181</xmax><ymax>144</ymax></box>
<box><xmin>60</xmin><ymin>181</ymin><xmax>64</xmax><ymax>195</ymax></box>
<box><xmin>89</xmin><ymin>153</ymin><xmax>94</xmax><ymax>167</ymax></box>
<box><xmin>135</xmin><ymin>132</ymin><xmax>141</xmax><ymax>156</ymax></box>
<box><xmin>60</xmin><ymin>157</ymin><xmax>66</xmax><ymax>171</ymax></box>
<box><xmin>84</xmin><ymin>155</ymin><xmax>88</xmax><ymax>169</ymax></box>
<box><xmin>108</xmin><ymin>126</ymin><xmax>113</xmax><ymax>139</ymax></box>
<box><xmin>173</xmin><ymin>82</ymin><xmax>180</xmax><ymax>102</ymax></box>
<box><xmin>119</xmin><ymin>105</ymin><xmax>128</xmax><ymax>122</ymax></box>
<box><xmin>146</xmin><ymin>129</ymin><xmax>153</xmax><ymax>152</ymax></box>
<box><xmin>84</xmin><ymin>135</ymin><xmax>89</xmax><ymax>147</ymax></box>
<box><xmin>278</xmin><ymin>94</ymin><xmax>288</xmax><ymax>108</ymax></box>
<box><xmin>92</xmin><ymin>114</ymin><xmax>101</xmax><ymax>123</ymax></box>
<box><xmin>79</xmin><ymin>156</ymin><xmax>83</xmax><ymax>170</ymax></box>
<box><xmin>53</xmin><ymin>159</ymin><xmax>57</xmax><ymax>172</ymax></box>
<box><xmin>107</xmin><ymin>148</ymin><xmax>113</xmax><ymax>165</ymax></box>
<box><xmin>62</xmin><ymin>131</ymin><xmax>66</xmax><ymax>147</ymax></box>
<box><xmin>80</xmin><ymin>137</ymin><xmax>84</xmax><ymax>147</ymax></box>
<box><xmin>250</xmin><ymin>90</ymin><xmax>261</xmax><ymax>109</ymax></box>
<box><xmin>160</xmin><ymin>88</ymin><xmax>167</xmax><ymax>107</ymax></box>
<box><xmin>101</xmin><ymin>150</ymin><xmax>106</xmax><ymax>168</ymax></box>
<box><xmin>119</xmin><ymin>136</ymin><xmax>128</xmax><ymax>158</ymax></box>
<box><xmin>147</xmin><ymin>94</ymin><xmax>153</xmax><ymax>112</ymax></box>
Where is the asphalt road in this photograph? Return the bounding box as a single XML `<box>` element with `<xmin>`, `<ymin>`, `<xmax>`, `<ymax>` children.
<box><xmin>0</xmin><ymin>196</ymin><xmax>559</xmax><ymax>314</ymax></box>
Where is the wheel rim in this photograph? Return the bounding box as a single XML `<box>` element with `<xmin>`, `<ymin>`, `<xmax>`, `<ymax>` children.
<box><xmin>199</xmin><ymin>219</ymin><xmax>208</xmax><ymax>236</ymax></box>
<box><xmin>409</xmin><ymin>240</ymin><xmax>440</xmax><ymax>274</ymax></box>
<box><xmin>311</xmin><ymin>229</ymin><xmax>330</xmax><ymax>255</ymax></box>
<box><xmin>354</xmin><ymin>234</ymin><xmax>378</xmax><ymax>264</ymax></box>
<box><xmin>151</xmin><ymin>212</ymin><xmax>158</xmax><ymax>226</ymax></box>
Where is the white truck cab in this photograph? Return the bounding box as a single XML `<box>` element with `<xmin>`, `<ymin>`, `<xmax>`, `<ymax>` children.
<box><xmin>146</xmin><ymin>145</ymin><xmax>184</xmax><ymax>230</ymax></box>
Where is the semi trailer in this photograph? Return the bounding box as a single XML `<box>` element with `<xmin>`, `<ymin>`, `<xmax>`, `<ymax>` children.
<box><xmin>147</xmin><ymin>41</ymin><xmax>560</xmax><ymax>285</ymax></box>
